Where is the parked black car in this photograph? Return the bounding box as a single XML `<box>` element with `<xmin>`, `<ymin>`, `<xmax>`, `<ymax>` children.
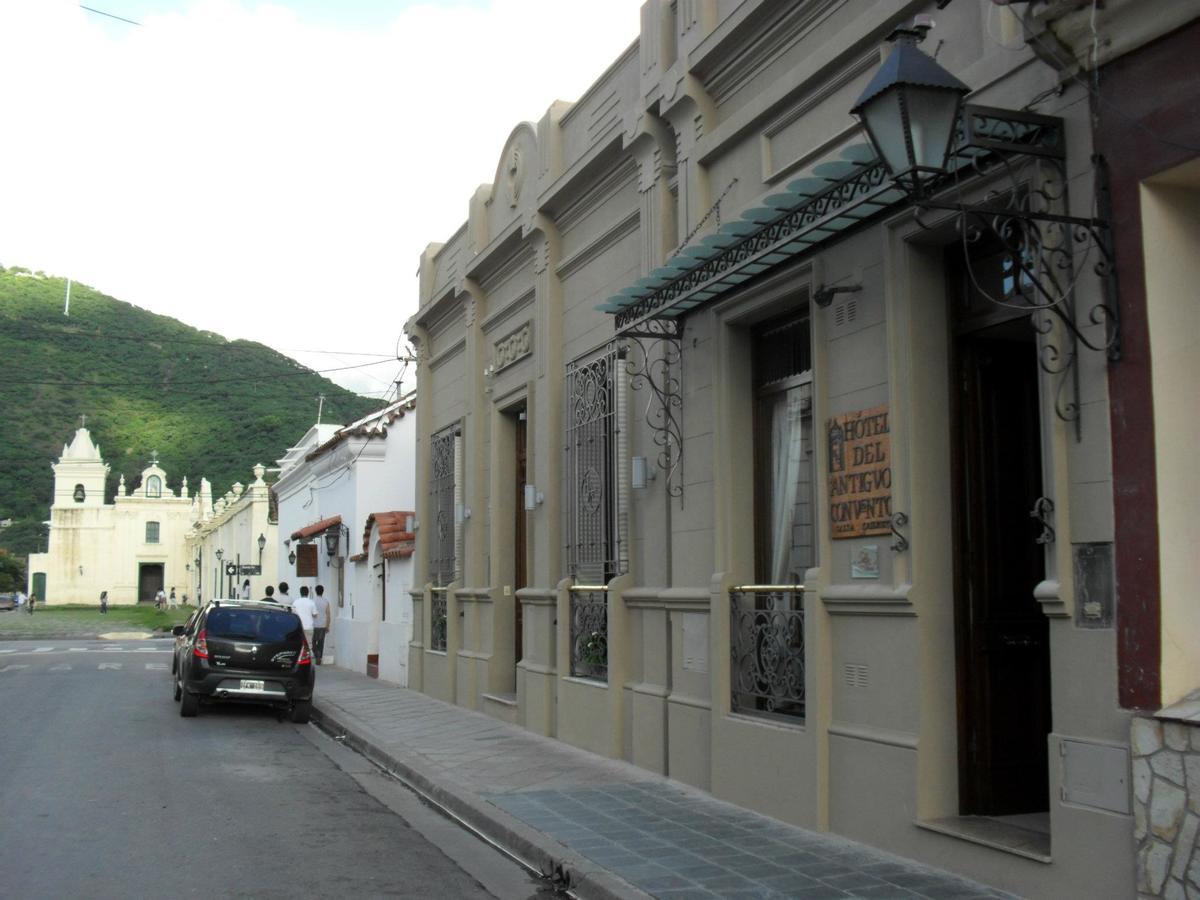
<box><xmin>172</xmin><ymin>600</ymin><xmax>314</xmax><ymax>722</ymax></box>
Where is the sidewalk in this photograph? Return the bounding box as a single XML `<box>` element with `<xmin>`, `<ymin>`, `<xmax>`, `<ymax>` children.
<box><xmin>311</xmin><ymin>666</ymin><xmax>1018</xmax><ymax>900</ymax></box>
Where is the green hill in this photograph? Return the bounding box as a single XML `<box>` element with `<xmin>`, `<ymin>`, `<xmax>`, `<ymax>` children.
<box><xmin>0</xmin><ymin>267</ymin><xmax>384</xmax><ymax>558</ymax></box>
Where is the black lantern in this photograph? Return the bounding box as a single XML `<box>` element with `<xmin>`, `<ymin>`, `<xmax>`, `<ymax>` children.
<box><xmin>324</xmin><ymin>529</ymin><xmax>339</xmax><ymax>557</ymax></box>
<box><xmin>257</xmin><ymin>532</ymin><xmax>267</xmax><ymax>566</ymax></box>
<box><xmin>851</xmin><ymin>24</ymin><xmax>969</xmax><ymax>198</ymax></box>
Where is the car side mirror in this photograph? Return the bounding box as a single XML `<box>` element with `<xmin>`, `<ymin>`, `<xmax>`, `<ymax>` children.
<box><xmin>172</xmin><ymin>625</ymin><xmax>186</xmax><ymax>636</ymax></box>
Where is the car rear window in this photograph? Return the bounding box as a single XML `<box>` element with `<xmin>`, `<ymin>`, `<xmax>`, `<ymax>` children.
<box><xmin>206</xmin><ymin>608</ymin><xmax>301</xmax><ymax>642</ymax></box>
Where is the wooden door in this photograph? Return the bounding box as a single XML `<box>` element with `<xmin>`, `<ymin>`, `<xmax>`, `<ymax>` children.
<box><xmin>953</xmin><ymin>324</ymin><xmax>1051</xmax><ymax>815</ymax></box>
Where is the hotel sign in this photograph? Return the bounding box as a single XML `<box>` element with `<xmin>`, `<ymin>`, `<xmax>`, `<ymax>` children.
<box><xmin>827</xmin><ymin>405</ymin><xmax>892</xmax><ymax>539</ymax></box>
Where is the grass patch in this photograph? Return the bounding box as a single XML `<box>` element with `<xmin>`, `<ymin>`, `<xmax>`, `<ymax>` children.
<box><xmin>0</xmin><ymin>604</ymin><xmax>192</xmax><ymax>637</ymax></box>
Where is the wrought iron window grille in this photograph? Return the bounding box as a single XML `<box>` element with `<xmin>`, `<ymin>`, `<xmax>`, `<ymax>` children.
<box><xmin>569</xmin><ymin>585</ymin><xmax>608</xmax><ymax>682</ymax></box>
<box><xmin>565</xmin><ymin>345</ymin><xmax>628</xmax><ymax>583</ymax></box>
<box><xmin>730</xmin><ymin>585</ymin><xmax>806</xmax><ymax>722</ymax></box>
<box><xmin>429</xmin><ymin>426</ymin><xmax>460</xmax><ymax>586</ymax></box>
<box><xmin>429</xmin><ymin>588</ymin><xmax>448</xmax><ymax>652</ymax></box>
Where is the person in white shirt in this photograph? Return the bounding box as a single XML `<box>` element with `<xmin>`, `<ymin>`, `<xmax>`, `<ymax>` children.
<box><xmin>291</xmin><ymin>585</ymin><xmax>317</xmax><ymax>650</ymax></box>
<box><xmin>311</xmin><ymin>585</ymin><xmax>331</xmax><ymax>665</ymax></box>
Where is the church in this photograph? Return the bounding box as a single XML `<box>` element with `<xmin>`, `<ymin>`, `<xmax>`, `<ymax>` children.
<box><xmin>27</xmin><ymin>425</ymin><xmax>196</xmax><ymax>605</ymax></box>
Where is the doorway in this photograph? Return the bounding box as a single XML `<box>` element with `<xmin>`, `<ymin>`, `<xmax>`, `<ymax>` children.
<box><xmin>138</xmin><ymin>563</ymin><xmax>165</xmax><ymax>604</ymax></box>
<box><xmin>950</xmin><ymin>245</ymin><xmax>1052</xmax><ymax>818</ymax></box>
<box><xmin>513</xmin><ymin>408</ymin><xmax>528</xmax><ymax>666</ymax></box>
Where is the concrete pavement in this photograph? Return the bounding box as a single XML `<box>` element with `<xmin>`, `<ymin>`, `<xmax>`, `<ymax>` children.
<box><xmin>311</xmin><ymin>665</ymin><xmax>1020</xmax><ymax>900</ymax></box>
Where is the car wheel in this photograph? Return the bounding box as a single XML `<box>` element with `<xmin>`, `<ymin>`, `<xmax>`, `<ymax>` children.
<box><xmin>173</xmin><ymin>677</ymin><xmax>182</xmax><ymax>702</ymax></box>
<box><xmin>180</xmin><ymin>690</ymin><xmax>199</xmax><ymax>718</ymax></box>
<box><xmin>289</xmin><ymin>700</ymin><xmax>312</xmax><ymax>724</ymax></box>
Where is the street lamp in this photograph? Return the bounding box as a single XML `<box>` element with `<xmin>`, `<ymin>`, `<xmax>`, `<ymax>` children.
<box><xmin>849</xmin><ymin>22</ymin><xmax>968</xmax><ymax>200</ymax></box>
<box><xmin>257</xmin><ymin>532</ymin><xmax>267</xmax><ymax>566</ymax></box>
<box><xmin>285</xmin><ymin>539</ymin><xmax>296</xmax><ymax>567</ymax></box>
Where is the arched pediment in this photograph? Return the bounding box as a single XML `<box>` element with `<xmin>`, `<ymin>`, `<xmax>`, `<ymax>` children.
<box><xmin>484</xmin><ymin>123</ymin><xmax>539</xmax><ymax>240</ymax></box>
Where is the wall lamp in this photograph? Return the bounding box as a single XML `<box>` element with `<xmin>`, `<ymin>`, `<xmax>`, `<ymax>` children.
<box><xmin>257</xmin><ymin>532</ymin><xmax>267</xmax><ymax>566</ymax></box>
<box><xmin>814</xmin><ymin>284</ymin><xmax>862</xmax><ymax>309</ymax></box>
<box><xmin>324</xmin><ymin>523</ymin><xmax>351</xmax><ymax>560</ymax></box>
<box><xmin>631</xmin><ymin>457</ymin><xmax>656</xmax><ymax>490</ymax></box>
<box><xmin>523</xmin><ymin>484</ymin><xmax>544</xmax><ymax>511</ymax></box>
<box><xmin>849</xmin><ymin>18</ymin><xmax>1119</xmax><ymax>434</ymax></box>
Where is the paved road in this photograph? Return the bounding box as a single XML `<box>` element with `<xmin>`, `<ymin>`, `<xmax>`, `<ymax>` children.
<box><xmin>0</xmin><ymin>640</ymin><xmax>549</xmax><ymax>899</ymax></box>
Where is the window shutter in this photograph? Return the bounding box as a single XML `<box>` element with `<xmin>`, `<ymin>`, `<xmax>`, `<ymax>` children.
<box><xmin>296</xmin><ymin>543</ymin><xmax>318</xmax><ymax>577</ymax></box>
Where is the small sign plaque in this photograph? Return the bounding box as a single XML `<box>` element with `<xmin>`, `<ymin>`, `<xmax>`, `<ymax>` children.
<box><xmin>827</xmin><ymin>405</ymin><xmax>892</xmax><ymax>539</ymax></box>
<box><xmin>238</xmin><ymin>564</ymin><xmax>262</xmax><ymax>576</ymax></box>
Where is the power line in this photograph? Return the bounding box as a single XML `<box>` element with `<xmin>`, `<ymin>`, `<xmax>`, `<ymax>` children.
<box><xmin>79</xmin><ymin>5</ymin><xmax>142</xmax><ymax>26</ymax></box>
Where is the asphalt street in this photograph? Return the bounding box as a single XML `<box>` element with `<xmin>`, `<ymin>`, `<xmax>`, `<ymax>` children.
<box><xmin>0</xmin><ymin>639</ymin><xmax>551</xmax><ymax>899</ymax></box>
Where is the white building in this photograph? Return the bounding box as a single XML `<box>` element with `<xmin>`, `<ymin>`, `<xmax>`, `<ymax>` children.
<box><xmin>27</xmin><ymin>427</ymin><xmax>194</xmax><ymax>605</ymax></box>
<box><xmin>184</xmin><ymin>465</ymin><xmax>278</xmax><ymax>605</ymax></box>
<box><xmin>273</xmin><ymin>395</ymin><xmax>416</xmax><ymax>682</ymax></box>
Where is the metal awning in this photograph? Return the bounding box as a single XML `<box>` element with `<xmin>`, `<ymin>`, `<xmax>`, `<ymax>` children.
<box><xmin>602</xmin><ymin>107</ymin><xmax>1063</xmax><ymax>335</ymax></box>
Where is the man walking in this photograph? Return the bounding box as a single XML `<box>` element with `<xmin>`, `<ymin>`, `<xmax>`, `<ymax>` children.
<box><xmin>292</xmin><ymin>586</ymin><xmax>317</xmax><ymax>651</ymax></box>
<box><xmin>260</xmin><ymin>585</ymin><xmax>277</xmax><ymax>603</ymax></box>
<box><xmin>312</xmin><ymin>585</ymin><xmax>331</xmax><ymax>665</ymax></box>
<box><xmin>277</xmin><ymin>582</ymin><xmax>292</xmax><ymax>606</ymax></box>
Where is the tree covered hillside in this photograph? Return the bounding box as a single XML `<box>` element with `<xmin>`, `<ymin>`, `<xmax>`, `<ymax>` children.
<box><xmin>0</xmin><ymin>268</ymin><xmax>383</xmax><ymax>556</ymax></box>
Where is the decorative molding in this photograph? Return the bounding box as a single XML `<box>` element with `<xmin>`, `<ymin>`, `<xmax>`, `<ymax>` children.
<box><xmin>820</xmin><ymin>582</ymin><xmax>915</xmax><ymax>616</ymax></box>
<box><xmin>554</xmin><ymin>160</ymin><xmax>639</xmax><ymax>235</ymax></box>
<box><xmin>829</xmin><ymin>721</ymin><xmax>919</xmax><ymax>750</ymax></box>
<box><xmin>556</xmin><ymin>209</ymin><xmax>641</xmax><ymax>280</ymax></box>
<box><xmin>491</xmin><ymin>321</ymin><xmax>533</xmax><ymax>374</ymax></box>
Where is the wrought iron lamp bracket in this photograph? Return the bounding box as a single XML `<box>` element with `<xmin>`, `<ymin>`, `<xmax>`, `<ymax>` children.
<box><xmin>621</xmin><ymin>317</ymin><xmax>684</xmax><ymax>500</ymax></box>
<box><xmin>911</xmin><ymin>108</ymin><xmax>1120</xmax><ymax>440</ymax></box>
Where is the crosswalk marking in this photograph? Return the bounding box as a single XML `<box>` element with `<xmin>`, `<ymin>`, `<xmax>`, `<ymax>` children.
<box><xmin>0</xmin><ymin>648</ymin><xmax>17</xmax><ymax>654</ymax></box>
<box><xmin>98</xmin><ymin>663</ymin><xmax>122</xmax><ymax>671</ymax></box>
<box><xmin>48</xmin><ymin>664</ymin><xmax>72</xmax><ymax>672</ymax></box>
<box><xmin>145</xmin><ymin>663</ymin><xmax>168</xmax><ymax>670</ymax></box>
<box><xmin>33</xmin><ymin>647</ymin><xmax>54</xmax><ymax>653</ymax></box>
<box><xmin>0</xmin><ymin>665</ymin><xmax>29</xmax><ymax>672</ymax></box>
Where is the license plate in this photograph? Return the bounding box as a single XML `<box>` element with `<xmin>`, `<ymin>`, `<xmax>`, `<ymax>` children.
<box><xmin>240</xmin><ymin>679</ymin><xmax>265</xmax><ymax>691</ymax></box>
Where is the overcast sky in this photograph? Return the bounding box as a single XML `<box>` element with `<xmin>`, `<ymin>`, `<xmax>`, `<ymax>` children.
<box><xmin>0</xmin><ymin>0</ymin><xmax>644</xmax><ymax>401</ymax></box>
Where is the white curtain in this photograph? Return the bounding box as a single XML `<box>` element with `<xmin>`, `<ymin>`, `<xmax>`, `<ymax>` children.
<box><xmin>769</xmin><ymin>385</ymin><xmax>809</xmax><ymax>584</ymax></box>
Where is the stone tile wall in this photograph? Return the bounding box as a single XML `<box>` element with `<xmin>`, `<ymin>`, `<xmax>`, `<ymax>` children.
<box><xmin>1133</xmin><ymin>693</ymin><xmax>1200</xmax><ymax>899</ymax></box>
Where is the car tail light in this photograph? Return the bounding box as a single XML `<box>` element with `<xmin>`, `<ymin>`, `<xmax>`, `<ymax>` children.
<box><xmin>298</xmin><ymin>640</ymin><xmax>312</xmax><ymax>666</ymax></box>
<box><xmin>193</xmin><ymin>629</ymin><xmax>209</xmax><ymax>659</ymax></box>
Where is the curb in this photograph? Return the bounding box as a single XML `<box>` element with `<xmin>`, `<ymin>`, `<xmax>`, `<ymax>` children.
<box><xmin>311</xmin><ymin>700</ymin><xmax>651</xmax><ymax>900</ymax></box>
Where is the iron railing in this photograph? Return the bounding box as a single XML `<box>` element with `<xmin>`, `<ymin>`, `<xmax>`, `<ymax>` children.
<box><xmin>730</xmin><ymin>585</ymin><xmax>806</xmax><ymax>721</ymax></box>
<box><xmin>569</xmin><ymin>585</ymin><xmax>608</xmax><ymax>682</ymax></box>
<box><xmin>429</xmin><ymin>588</ymin><xmax>448</xmax><ymax>652</ymax></box>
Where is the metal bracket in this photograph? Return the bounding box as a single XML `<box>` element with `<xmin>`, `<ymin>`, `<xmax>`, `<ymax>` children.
<box><xmin>622</xmin><ymin>318</ymin><xmax>683</xmax><ymax>500</ymax></box>
<box><xmin>890</xmin><ymin>511</ymin><xmax>909</xmax><ymax>553</ymax></box>
<box><xmin>1030</xmin><ymin>496</ymin><xmax>1055</xmax><ymax>545</ymax></box>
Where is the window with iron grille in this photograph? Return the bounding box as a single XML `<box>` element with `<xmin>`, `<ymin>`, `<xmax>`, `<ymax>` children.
<box><xmin>565</xmin><ymin>344</ymin><xmax>627</xmax><ymax>584</ymax></box>
<box><xmin>145</xmin><ymin>521</ymin><xmax>160</xmax><ymax>544</ymax></box>
<box><xmin>428</xmin><ymin>425</ymin><xmax>460</xmax><ymax>586</ymax></box>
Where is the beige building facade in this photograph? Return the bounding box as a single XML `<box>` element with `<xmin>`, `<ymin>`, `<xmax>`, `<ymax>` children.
<box><xmin>403</xmin><ymin>2</ymin><xmax>1200</xmax><ymax>895</ymax></box>
<box><xmin>28</xmin><ymin>427</ymin><xmax>195</xmax><ymax>605</ymax></box>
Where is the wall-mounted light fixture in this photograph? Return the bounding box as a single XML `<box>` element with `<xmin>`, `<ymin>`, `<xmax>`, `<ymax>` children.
<box><xmin>814</xmin><ymin>283</ymin><xmax>862</xmax><ymax>309</ymax></box>
<box><xmin>631</xmin><ymin>456</ymin><xmax>657</xmax><ymax>490</ymax></box>
<box><xmin>847</xmin><ymin>17</ymin><xmax>1120</xmax><ymax>436</ymax></box>
<box><xmin>257</xmin><ymin>532</ymin><xmax>267</xmax><ymax>567</ymax></box>
<box><xmin>523</xmin><ymin>484</ymin><xmax>544</xmax><ymax>511</ymax></box>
